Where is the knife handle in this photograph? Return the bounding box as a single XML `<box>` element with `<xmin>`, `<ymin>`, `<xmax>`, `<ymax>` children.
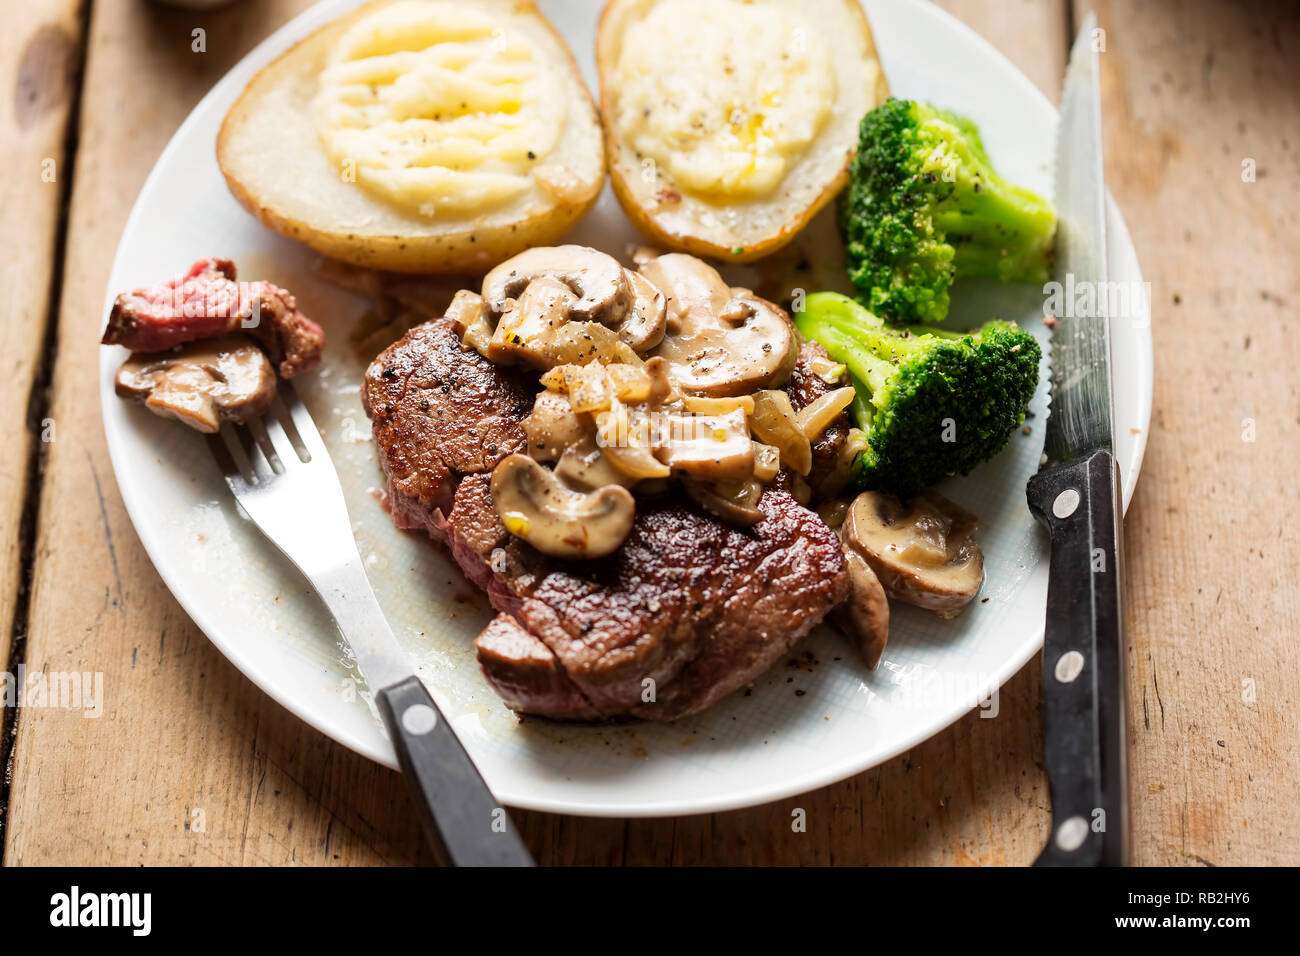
<box><xmin>375</xmin><ymin>676</ymin><xmax>535</xmax><ymax>867</ymax></box>
<box><xmin>1026</xmin><ymin>449</ymin><xmax>1129</xmax><ymax>866</ymax></box>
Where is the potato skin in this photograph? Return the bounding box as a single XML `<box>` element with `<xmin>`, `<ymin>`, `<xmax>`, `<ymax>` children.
<box><xmin>604</xmin><ymin>149</ymin><xmax>849</xmax><ymax>266</ymax></box>
<box><xmin>596</xmin><ymin>0</ymin><xmax>888</xmax><ymax>265</ymax></box>
<box><xmin>217</xmin><ymin>0</ymin><xmax>605</xmax><ymax>275</ymax></box>
<box><xmin>218</xmin><ymin>167</ymin><xmax>599</xmax><ymax>275</ymax></box>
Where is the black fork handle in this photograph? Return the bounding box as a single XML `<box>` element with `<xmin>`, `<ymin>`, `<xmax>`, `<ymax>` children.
<box><xmin>375</xmin><ymin>676</ymin><xmax>535</xmax><ymax>867</ymax></box>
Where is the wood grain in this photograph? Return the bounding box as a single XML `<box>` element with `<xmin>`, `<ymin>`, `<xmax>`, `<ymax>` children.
<box><xmin>3</xmin><ymin>0</ymin><xmax>432</xmax><ymax>867</ymax></box>
<box><xmin>0</xmin><ymin>1</ymin><xmax>84</xmax><ymax>778</ymax></box>
<box><xmin>1082</xmin><ymin>0</ymin><xmax>1300</xmax><ymax>866</ymax></box>
<box><xmin>934</xmin><ymin>0</ymin><xmax>1069</xmax><ymax>99</ymax></box>
<box><xmin>3</xmin><ymin>0</ymin><xmax>1296</xmax><ymax>866</ymax></box>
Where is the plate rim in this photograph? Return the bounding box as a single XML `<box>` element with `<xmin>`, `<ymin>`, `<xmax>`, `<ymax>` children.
<box><xmin>98</xmin><ymin>0</ymin><xmax>1153</xmax><ymax>817</ymax></box>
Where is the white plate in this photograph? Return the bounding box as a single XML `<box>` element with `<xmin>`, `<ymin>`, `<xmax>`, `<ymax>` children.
<box><xmin>100</xmin><ymin>0</ymin><xmax>1152</xmax><ymax>817</ymax></box>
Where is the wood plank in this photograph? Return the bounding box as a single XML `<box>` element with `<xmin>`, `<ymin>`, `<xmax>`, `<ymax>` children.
<box><xmin>0</xmin><ymin>1</ymin><xmax>84</xmax><ymax>799</ymax></box>
<box><xmin>3</xmin><ymin>0</ymin><xmax>434</xmax><ymax>867</ymax></box>
<box><xmin>1081</xmin><ymin>0</ymin><xmax>1300</xmax><ymax>866</ymax></box>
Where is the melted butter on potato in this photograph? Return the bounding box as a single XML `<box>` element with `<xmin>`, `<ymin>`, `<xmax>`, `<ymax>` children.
<box><xmin>311</xmin><ymin>0</ymin><xmax>570</xmax><ymax>217</ymax></box>
<box><xmin>613</xmin><ymin>0</ymin><xmax>835</xmax><ymax>199</ymax></box>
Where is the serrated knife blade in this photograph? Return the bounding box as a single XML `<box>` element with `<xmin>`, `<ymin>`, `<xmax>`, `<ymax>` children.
<box><xmin>1026</xmin><ymin>11</ymin><xmax>1130</xmax><ymax>867</ymax></box>
<box><xmin>1042</xmin><ymin>12</ymin><xmax>1114</xmax><ymax>465</ymax></box>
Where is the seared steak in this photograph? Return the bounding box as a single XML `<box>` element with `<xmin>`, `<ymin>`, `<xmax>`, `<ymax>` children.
<box><xmin>103</xmin><ymin>257</ymin><xmax>326</xmax><ymax>378</ymax></box>
<box><xmin>361</xmin><ymin>319</ymin><xmax>535</xmax><ymax>539</ymax></box>
<box><xmin>363</xmin><ymin>319</ymin><xmax>849</xmax><ymax>721</ymax></box>
<box><xmin>449</xmin><ymin>474</ymin><xmax>847</xmax><ymax>720</ymax></box>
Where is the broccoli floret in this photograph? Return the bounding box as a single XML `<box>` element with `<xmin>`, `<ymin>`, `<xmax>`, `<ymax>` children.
<box><xmin>839</xmin><ymin>98</ymin><xmax>1057</xmax><ymax>325</ymax></box>
<box><xmin>796</xmin><ymin>292</ymin><xmax>1041</xmax><ymax>496</ymax></box>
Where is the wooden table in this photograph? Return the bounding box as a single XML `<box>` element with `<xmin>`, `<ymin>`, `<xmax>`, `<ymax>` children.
<box><xmin>2</xmin><ymin>0</ymin><xmax>1296</xmax><ymax>867</ymax></box>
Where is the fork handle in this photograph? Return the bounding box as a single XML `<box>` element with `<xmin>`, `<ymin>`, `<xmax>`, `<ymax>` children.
<box><xmin>375</xmin><ymin>675</ymin><xmax>534</xmax><ymax>867</ymax></box>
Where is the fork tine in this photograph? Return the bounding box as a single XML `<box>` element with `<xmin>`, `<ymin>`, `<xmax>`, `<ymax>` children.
<box><xmin>231</xmin><ymin>420</ymin><xmax>275</xmax><ymax>484</ymax></box>
<box><xmin>206</xmin><ymin>429</ymin><xmax>241</xmax><ymax>479</ymax></box>
<box><xmin>246</xmin><ymin>416</ymin><xmax>284</xmax><ymax>475</ymax></box>
<box><xmin>261</xmin><ymin>407</ymin><xmax>301</xmax><ymax>467</ymax></box>
<box><xmin>269</xmin><ymin>388</ymin><xmax>311</xmax><ymax>463</ymax></box>
<box><xmin>279</xmin><ymin>381</ymin><xmax>329</xmax><ymax>461</ymax></box>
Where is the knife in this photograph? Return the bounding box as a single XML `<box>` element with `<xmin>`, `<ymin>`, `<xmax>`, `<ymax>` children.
<box><xmin>1025</xmin><ymin>13</ymin><xmax>1129</xmax><ymax>867</ymax></box>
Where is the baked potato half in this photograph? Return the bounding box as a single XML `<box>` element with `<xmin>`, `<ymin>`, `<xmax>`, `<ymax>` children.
<box><xmin>218</xmin><ymin>0</ymin><xmax>605</xmax><ymax>274</ymax></box>
<box><xmin>597</xmin><ymin>0</ymin><xmax>888</xmax><ymax>264</ymax></box>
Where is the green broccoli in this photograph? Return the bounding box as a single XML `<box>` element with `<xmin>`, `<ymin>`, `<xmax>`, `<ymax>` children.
<box><xmin>840</xmin><ymin>98</ymin><xmax>1057</xmax><ymax>325</ymax></box>
<box><xmin>796</xmin><ymin>292</ymin><xmax>1041</xmax><ymax>496</ymax></box>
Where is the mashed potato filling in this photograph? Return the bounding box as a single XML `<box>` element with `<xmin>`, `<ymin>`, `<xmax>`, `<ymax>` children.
<box><xmin>311</xmin><ymin>1</ymin><xmax>568</xmax><ymax>217</ymax></box>
<box><xmin>614</xmin><ymin>0</ymin><xmax>835</xmax><ymax>200</ymax></box>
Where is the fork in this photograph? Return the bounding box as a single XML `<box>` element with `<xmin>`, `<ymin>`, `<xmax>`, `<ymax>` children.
<box><xmin>205</xmin><ymin>381</ymin><xmax>534</xmax><ymax>867</ymax></box>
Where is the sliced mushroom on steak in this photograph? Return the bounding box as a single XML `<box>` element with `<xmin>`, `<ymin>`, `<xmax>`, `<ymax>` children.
<box><xmin>481</xmin><ymin>245</ymin><xmax>667</xmax><ymax>358</ymax></box>
<box><xmin>830</xmin><ymin>546</ymin><xmax>891</xmax><ymax>669</ymax></box>
<box><xmin>490</xmin><ymin>453</ymin><xmax>636</xmax><ymax>560</ymax></box>
<box><xmin>640</xmin><ymin>253</ymin><xmax>796</xmax><ymax>397</ymax></box>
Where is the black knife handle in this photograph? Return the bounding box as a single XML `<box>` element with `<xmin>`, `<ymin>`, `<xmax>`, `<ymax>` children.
<box><xmin>1026</xmin><ymin>449</ymin><xmax>1129</xmax><ymax>866</ymax></box>
<box><xmin>375</xmin><ymin>675</ymin><xmax>535</xmax><ymax>867</ymax></box>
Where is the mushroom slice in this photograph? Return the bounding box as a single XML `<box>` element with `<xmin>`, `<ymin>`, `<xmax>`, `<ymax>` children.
<box><xmin>642</xmin><ymin>355</ymin><xmax>675</xmax><ymax>405</ymax></box>
<box><xmin>482</xmin><ymin>245</ymin><xmax>631</xmax><ymax>325</ymax></box>
<box><xmin>640</xmin><ymin>253</ymin><xmax>796</xmax><ymax>397</ymax></box>
<box><xmin>114</xmin><ymin>335</ymin><xmax>275</xmax><ymax>434</ymax></box>
<box><xmin>842</xmin><ymin>491</ymin><xmax>985</xmax><ymax>613</ymax></box>
<box><xmin>618</xmin><ymin>269</ymin><xmax>668</xmax><ymax>352</ymax></box>
<box><xmin>490</xmin><ymin>454</ymin><xmax>636</xmax><ymax>560</ymax></box>
<box><xmin>488</xmin><ymin>275</ymin><xmax>578</xmax><ymax>368</ymax></box>
<box><xmin>554</xmin><ymin>433</ymin><xmax>637</xmax><ymax>491</ymax></box>
<box><xmin>522</xmin><ymin>390</ymin><xmax>589</xmax><ymax>464</ymax></box>
<box><xmin>682</xmin><ymin>477</ymin><xmax>765</xmax><ymax>527</ymax></box>
<box><xmin>830</xmin><ymin>546</ymin><xmax>891</xmax><ymax>669</ymax></box>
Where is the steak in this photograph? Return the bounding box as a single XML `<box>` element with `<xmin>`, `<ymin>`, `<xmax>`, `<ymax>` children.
<box><xmin>364</xmin><ymin>319</ymin><xmax>849</xmax><ymax>721</ymax></box>
<box><xmin>450</xmin><ymin>474</ymin><xmax>847</xmax><ymax>720</ymax></box>
<box><xmin>361</xmin><ymin>318</ymin><xmax>536</xmax><ymax>538</ymax></box>
<box><xmin>103</xmin><ymin>257</ymin><xmax>326</xmax><ymax>378</ymax></box>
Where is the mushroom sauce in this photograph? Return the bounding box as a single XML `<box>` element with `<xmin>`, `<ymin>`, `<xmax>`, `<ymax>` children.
<box><xmin>447</xmin><ymin>244</ymin><xmax>855</xmax><ymax>559</ymax></box>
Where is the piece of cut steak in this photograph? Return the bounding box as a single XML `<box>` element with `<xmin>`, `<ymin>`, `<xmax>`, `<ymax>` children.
<box><xmin>363</xmin><ymin>319</ymin><xmax>849</xmax><ymax>721</ymax></box>
<box><xmin>102</xmin><ymin>257</ymin><xmax>326</xmax><ymax>378</ymax></box>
